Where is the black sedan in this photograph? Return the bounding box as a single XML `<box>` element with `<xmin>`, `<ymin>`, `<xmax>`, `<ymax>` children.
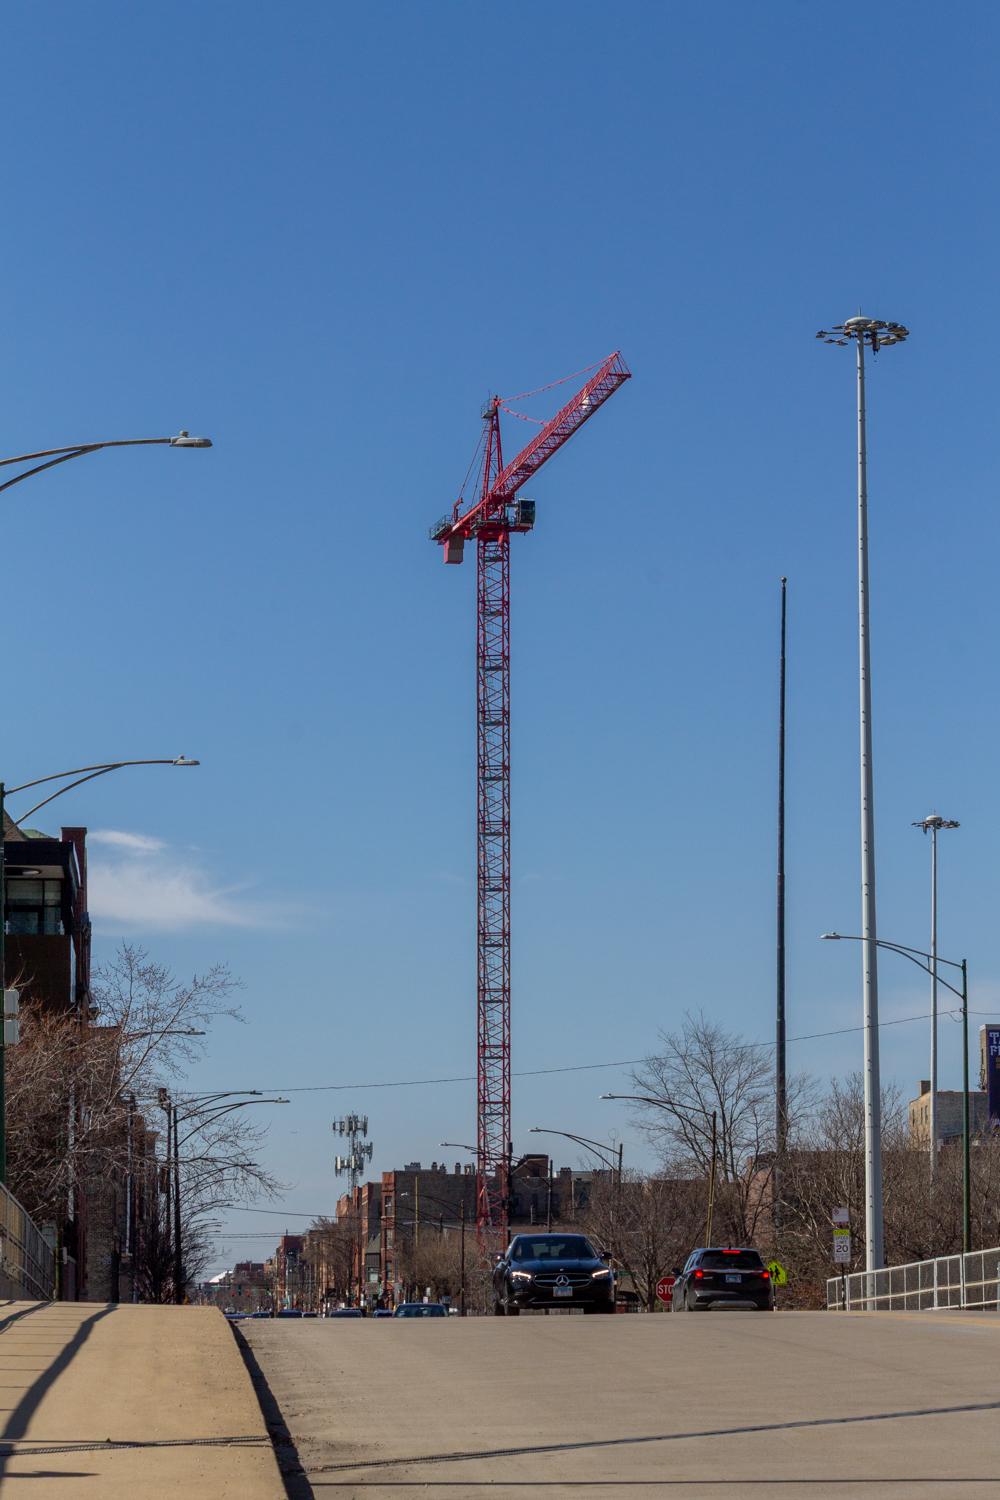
<box><xmin>492</xmin><ymin>1233</ymin><xmax>616</xmax><ymax>1315</ymax></box>
<box><xmin>671</xmin><ymin>1247</ymin><xmax>772</xmax><ymax>1311</ymax></box>
<box><xmin>393</xmin><ymin>1302</ymin><xmax>450</xmax><ymax>1318</ymax></box>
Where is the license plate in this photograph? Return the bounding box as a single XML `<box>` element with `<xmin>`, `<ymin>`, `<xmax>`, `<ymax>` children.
<box><xmin>726</xmin><ymin>1275</ymin><xmax>741</xmax><ymax>1284</ymax></box>
<box><xmin>553</xmin><ymin>1287</ymin><xmax>573</xmax><ymax>1297</ymax></box>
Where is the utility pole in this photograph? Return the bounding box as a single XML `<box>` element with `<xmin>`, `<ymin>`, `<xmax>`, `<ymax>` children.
<box><xmin>172</xmin><ymin>1101</ymin><xmax>182</xmax><ymax>1303</ymax></box>
<box><xmin>705</xmin><ymin>1111</ymin><xmax>718</xmax><ymax>1247</ymax></box>
<box><xmin>775</xmin><ymin>579</ymin><xmax>787</xmax><ymax>1245</ymax></box>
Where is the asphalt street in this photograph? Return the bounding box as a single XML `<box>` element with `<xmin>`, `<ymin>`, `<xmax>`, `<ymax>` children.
<box><xmin>241</xmin><ymin>1308</ymin><xmax>1000</xmax><ymax>1499</ymax></box>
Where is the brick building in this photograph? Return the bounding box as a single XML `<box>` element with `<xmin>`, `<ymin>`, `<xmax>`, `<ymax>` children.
<box><xmin>909</xmin><ymin>1080</ymin><xmax>990</xmax><ymax>1148</ymax></box>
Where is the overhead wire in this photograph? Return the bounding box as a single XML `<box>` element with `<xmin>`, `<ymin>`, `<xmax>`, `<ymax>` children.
<box><xmin>256</xmin><ymin>1005</ymin><xmax>980</xmax><ymax>1096</ymax></box>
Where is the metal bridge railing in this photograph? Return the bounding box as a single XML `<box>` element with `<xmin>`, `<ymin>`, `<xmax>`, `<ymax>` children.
<box><xmin>827</xmin><ymin>1247</ymin><xmax>1000</xmax><ymax>1312</ymax></box>
<box><xmin>0</xmin><ymin>1183</ymin><xmax>55</xmax><ymax>1301</ymax></box>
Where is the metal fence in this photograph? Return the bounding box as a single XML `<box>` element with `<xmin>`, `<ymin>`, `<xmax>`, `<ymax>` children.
<box><xmin>0</xmin><ymin>1183</ymin><xmax>55</xmax><ymax>1301</ymax></box>
<box><xmin>827</xmin><ymin>1247</ymin><xmax>1000</xmax><ymax>1312</ymax></box>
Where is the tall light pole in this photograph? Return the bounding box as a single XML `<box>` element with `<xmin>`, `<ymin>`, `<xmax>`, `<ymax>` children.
<box><xmin>816</xmin><ymin>312</ymin><xmax>910</xmax><ymax>1272</ymax></box>
<box><xmin>912</xmin><ymin>814</ymin><xmax>960</xmax><ymax>1184</ymax></box>
<box><xmin>0</xmin><ymin>756</ymin><xmax>199</xmax><ymax>1184</ymax></box>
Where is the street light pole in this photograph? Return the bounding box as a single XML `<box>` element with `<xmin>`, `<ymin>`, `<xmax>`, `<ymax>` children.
<box><xmin>913</xmin><ymin>815</ymin><xmax>960</xmax><ymax>1185</ymax></box>
<box><xmin>816</xmin><ymin>311</ymin><xmax>910</xmax><ymax>1273</ymax></box>
<box><xmin>0</xmin><ymin>758</ymin><xmax>200</xmax><ymax>1186</ymax></box>
<box><xmin>962</xmin><ymin>959</ymin><xmax>970</xmax><ymax>1252</ymax></box>
<box><xmin>822</xmin><ymin>931</ymin><xmax>971</xmax><ymax>1253</ymax></box>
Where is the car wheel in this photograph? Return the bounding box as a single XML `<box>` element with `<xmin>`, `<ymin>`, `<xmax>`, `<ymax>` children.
<box><xmin>492</xmin><ymin>1296</ymin><xmax>505</xmax><ymax>1316</ymax></box>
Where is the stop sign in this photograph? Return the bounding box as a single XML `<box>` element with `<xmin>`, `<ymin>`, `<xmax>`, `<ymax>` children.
<box><xmin>656</xmin><ymin>1276</ymin><xmax>675</xmax><ymax>1303</ymax></box>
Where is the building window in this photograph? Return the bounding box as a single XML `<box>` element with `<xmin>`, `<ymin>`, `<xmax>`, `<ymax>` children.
<box><xmin>6</xmin><ymin>879</ymin><xmax>64</xmax><ymax>935</ymax></box>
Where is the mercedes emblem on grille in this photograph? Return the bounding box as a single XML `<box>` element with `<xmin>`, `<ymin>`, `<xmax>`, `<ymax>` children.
<box><xmin>556</xmin><ymin>1273</ymin><xmax>569</xmax><ymax>1285</ymax></box>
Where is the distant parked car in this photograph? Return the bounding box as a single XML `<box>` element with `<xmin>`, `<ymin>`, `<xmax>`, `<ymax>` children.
<box><xmin>276</xmin><ymin>1309</ymin><xmax>304</xmax><ymax>1318</ymax></box>
<box><xmin>671</xmin><ymin>1248</ymin><xmax>773</xmax><ymax>1312</ymax></box>
<box><xmin>392</xmin><ymin>1303</ymin><xmax>449</xmax><ymax>1318</ymax></box>
<box><xmin>372</xmin><ymin>1309</ymin><xmax>393</xmax><ymax>1318</ymax></box>
<box><xmin>327</xmin><ymin>1308</ymin><xmax>364</xmax><ymax>1318</ymax></box>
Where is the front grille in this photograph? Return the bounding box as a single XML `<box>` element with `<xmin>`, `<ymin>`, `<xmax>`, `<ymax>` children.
<box><xmin>532</xmin><ymin>1272</ymin><xmax>593</xmax><ymax>1288</ymax></box>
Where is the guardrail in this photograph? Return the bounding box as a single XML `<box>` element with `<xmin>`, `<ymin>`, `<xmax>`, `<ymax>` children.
<box><xmin>827</xmin><ymin>1247</ymin><xmax>1000</xmax><ymax>1312</ymax></box>
<box><xmin>0</xmin><ymin>1183</ymin><xmax>55</xmax><ymax>1301</ymax></box>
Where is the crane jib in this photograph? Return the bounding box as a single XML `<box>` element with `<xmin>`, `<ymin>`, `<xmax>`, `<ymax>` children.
<box><xmin>433</xmin><ymin>351</ymin><xmax>631</xmax><ymax>548</ymax></box>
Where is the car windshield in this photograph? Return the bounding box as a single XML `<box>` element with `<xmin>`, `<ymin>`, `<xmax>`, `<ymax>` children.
<box><xmin>699</xmin><ymin>1250</ymin><xmax>764</xmax><ymax>1269</ymax></box>
<box><xmin>511</xmin><ymin>1236</ymin><xmax>597</xmax><ymax>1262</ymax></box>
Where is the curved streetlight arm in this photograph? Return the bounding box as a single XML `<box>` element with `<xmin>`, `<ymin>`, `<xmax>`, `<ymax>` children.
<box><xmin>440</xmin><ymin>1142</ymin><xmax>477</xmax><ymax>1153</ymax></box>
<box><xmin>0</xmin><ymin>435</ymin><xmax>212</xmax><ymax>497</ymax></box>
<box><xmin>529</xmin><ymin>1127</ymin><xmax>620</xmax><ymax>1173</ymax></box>
<box><xmin>175</xmin><ymin>1098</ymin><xmax>288</xmax><ymax>1150</ymax></box>
<box><xmin>822</xmin><ymin>933</ymin><xmax>966</xmax><ymax>1000</ymax></box>
<box><xmin>601</xmin><ymin>1092</ymin><xmax>717</xmax><ymax>1121</ymax></box>
<box><xmin>7</xmin><ymin>757</ymin><xmax>199</xmax><ymax>825</ymax></box>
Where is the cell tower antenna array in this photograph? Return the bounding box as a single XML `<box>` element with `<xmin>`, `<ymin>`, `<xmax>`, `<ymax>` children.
<box><xmin>429</xmin><ymin>351</ymin><xmax>631</xmax><ymax>1250</ymax></box>
<box><xmin>333</xmin><ymin>1114</ymin><xmax>373</xmax><ymax>1193</ymax></box>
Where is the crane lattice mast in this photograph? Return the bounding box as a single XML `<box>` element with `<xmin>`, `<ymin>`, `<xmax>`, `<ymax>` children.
<box><xmin>430</xmin><ymin>351</ymin><xmax>631</xmax><ymax>1249</ymax></box>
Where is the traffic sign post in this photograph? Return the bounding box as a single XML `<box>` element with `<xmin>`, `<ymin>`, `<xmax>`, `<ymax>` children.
<box><xmin>832</xmin><ymin>1207</ymin><xmax>851</xmax><ymax>1308</ymax></box>
<box><xmin>656</xmin><ymin>1276</ymin><xmax>676</xmax><ymax>1308</ymax></box>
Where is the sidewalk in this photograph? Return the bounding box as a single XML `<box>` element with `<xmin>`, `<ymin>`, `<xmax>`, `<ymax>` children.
<box><xmin>0</xmin><ymin>1300</ymin><xmax>284</xmax><ymax>1498</ymax></box>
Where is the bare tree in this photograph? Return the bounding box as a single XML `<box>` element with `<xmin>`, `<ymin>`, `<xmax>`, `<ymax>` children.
<box><xmin>629</xmin><ymin>1011</ymin><xmax>815</xmax><ymax>1247</ymax></box>
<box><xmin>582</xmin><ymin>1169</ymin><xmax>704</xmax><ymax>1310</ymax></box>
<box><xmin>6</xmin><ymin>943</ymin><xmax>279</xmax><ymax>1301</ymax></box>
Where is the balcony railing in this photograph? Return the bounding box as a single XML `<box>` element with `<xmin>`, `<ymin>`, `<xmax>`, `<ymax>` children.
<box><xmin>828</xmin><ymin>1247</ymin><xmax>1000</xmax><ymax>1312</ymax></box>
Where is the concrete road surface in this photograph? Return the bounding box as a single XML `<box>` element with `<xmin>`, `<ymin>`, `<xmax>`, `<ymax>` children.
<box><xmin>242</xmin><ymin>1308</ymin><xmax>1000</xmax><ymax>1499</ymax></box>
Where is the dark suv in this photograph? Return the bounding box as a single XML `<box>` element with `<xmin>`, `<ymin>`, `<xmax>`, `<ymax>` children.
<box><xmin>671</xmin><ymin>1247</ymin><xmax>772</xmax><ymax>1311</ymax></box>
<box><xmin>492</xmin><ymin>1233</ymin><xmax>616</xmax><ymax>1315</ymax></box>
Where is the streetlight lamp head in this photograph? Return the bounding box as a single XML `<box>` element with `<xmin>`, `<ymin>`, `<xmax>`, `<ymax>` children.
<box><xmin>172</xmin><ymin>756</ymin><xmax>200</xmax><ymax>766</ymax></box>
<box><xmin>169</xmin><ymin>432</ymin><xmax>213</xmax><ymax>448</ymax></box>
<box><xmin>821</xmin><ymin>932</ymin><xmax>841</xmax><ymax>940</ymax></box>
<box><xmin>912</xmin><ymin>814</ymin><xmax>960</xmax><ymax>832</ymax></box>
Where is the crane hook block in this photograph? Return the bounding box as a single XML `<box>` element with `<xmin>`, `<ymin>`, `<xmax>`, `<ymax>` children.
<box><xmin>444</xmin><ymin>535</ymin><xmax>465</xmax><ymax>564</ymax></box>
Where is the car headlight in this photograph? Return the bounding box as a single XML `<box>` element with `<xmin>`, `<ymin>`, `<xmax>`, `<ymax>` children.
<box><xmin>591</xmin><ymin>1268</ymin><xmax>612</xmax><ymax>1279</ymax></box>
<box><xmin>510</xmin><ymin>1270</ymin><xmax>533</xmax><ymax>1281</ymax></box>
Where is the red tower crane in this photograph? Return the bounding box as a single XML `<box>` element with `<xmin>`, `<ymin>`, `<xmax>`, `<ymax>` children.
<box><xmin>430</xmin><ymin>351</ymin><xmax>631</xmax><ymax>1247</ymax></box>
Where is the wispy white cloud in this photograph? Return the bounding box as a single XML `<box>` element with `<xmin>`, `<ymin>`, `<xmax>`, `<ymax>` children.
<box><xmin>87</xmin><ymin>831</ymin><xmax>272</xmax><ymax>934</ymax></box>
<box><xmin>89</xmin><ymin>829</ymin><xmax>165</xmax><ymax>853</ymax></box>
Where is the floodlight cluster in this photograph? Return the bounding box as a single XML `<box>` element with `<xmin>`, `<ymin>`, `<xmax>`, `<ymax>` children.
<box><xmin>815</xmin><ymin>318</ymin><xmax>910</xmax><ymax>352</ymax></box>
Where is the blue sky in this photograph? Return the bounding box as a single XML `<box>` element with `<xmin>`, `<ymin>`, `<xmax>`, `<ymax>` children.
<box><xmin>2</xmin><ymin>2</ymin><xmax>998</xmax><ymax>1270</ymax></box>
